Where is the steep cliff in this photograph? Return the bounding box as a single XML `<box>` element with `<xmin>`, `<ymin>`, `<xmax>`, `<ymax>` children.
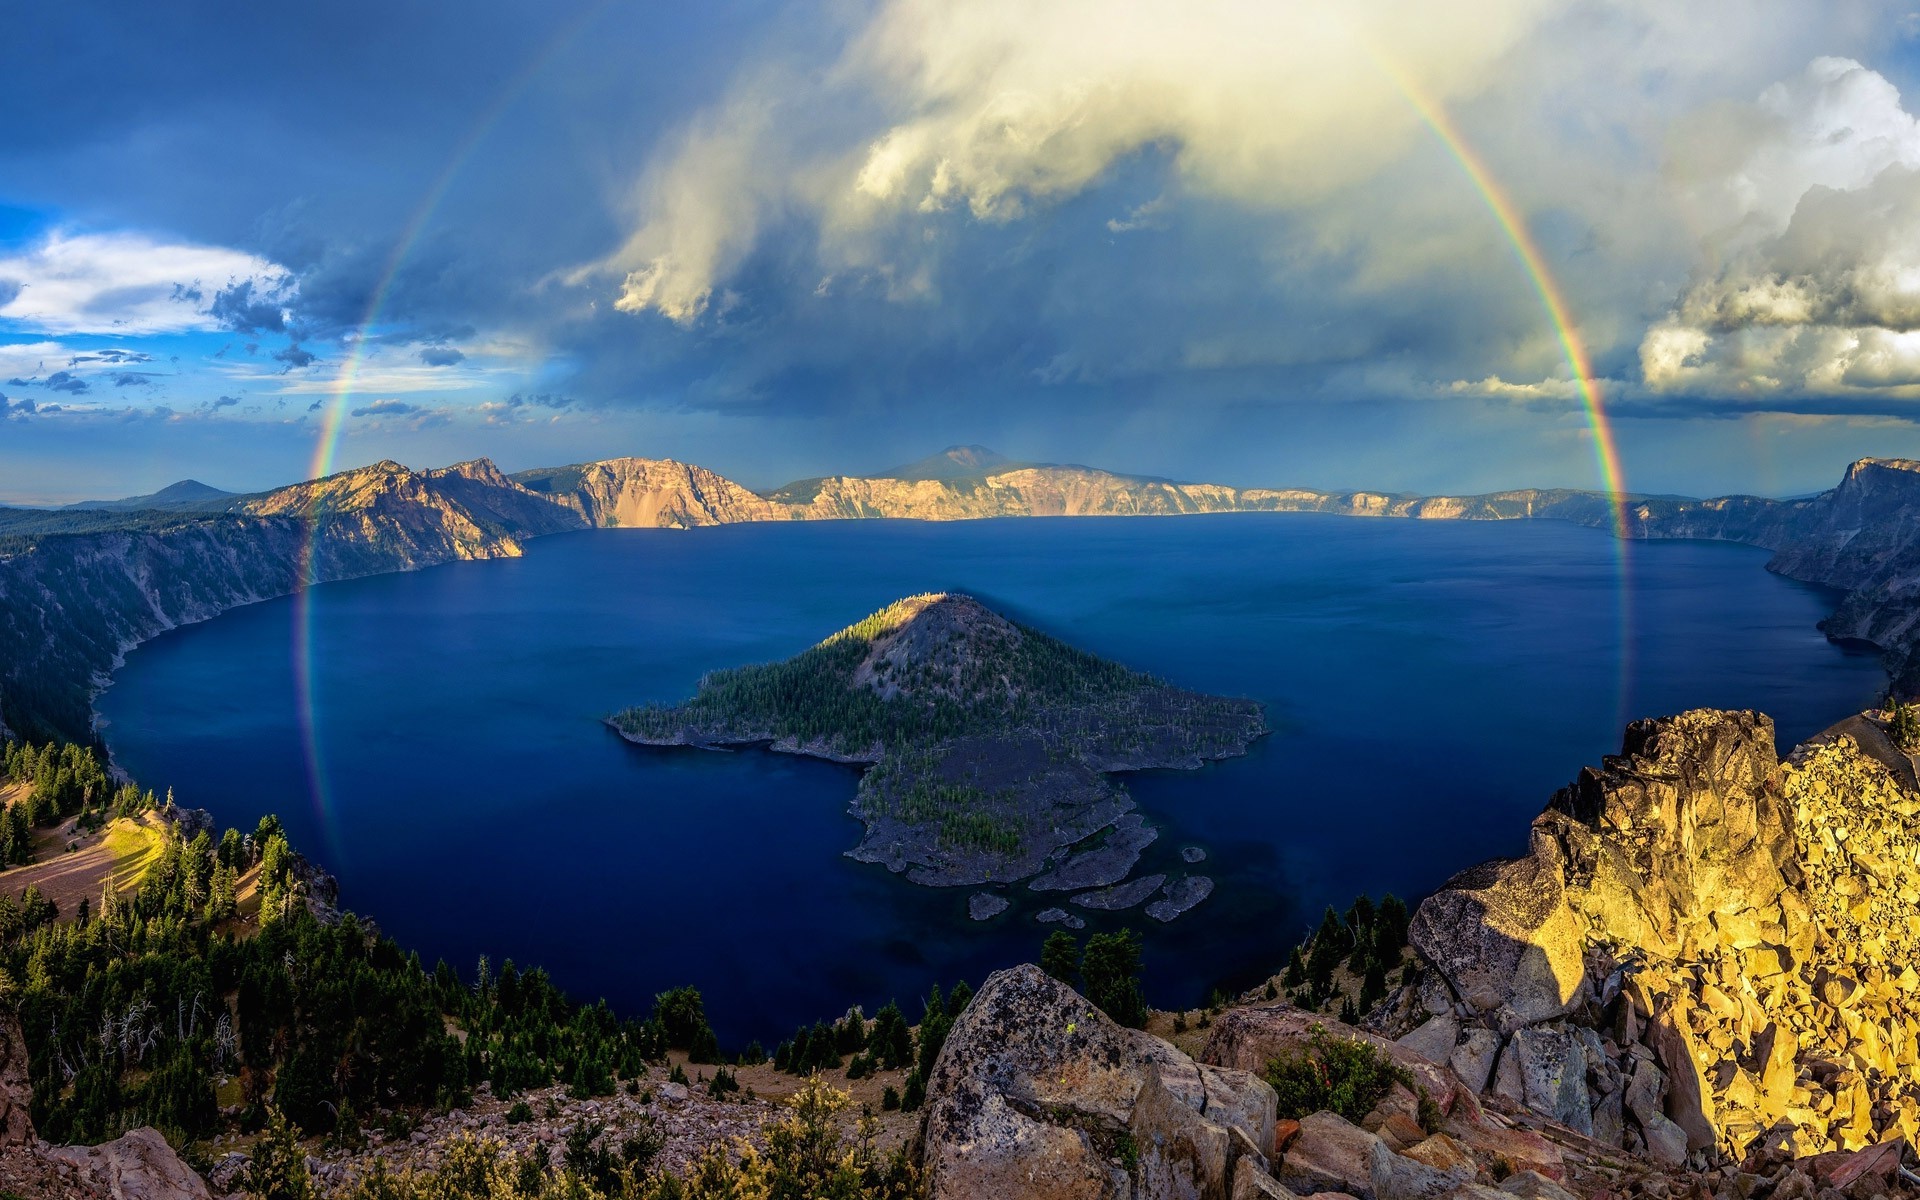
<box><xmin>512</xmin><ymin>457</ymin><xmax>782</xmax><ymax>528</ymax></box>
<box><xmin>0</xmin><ymin>459</ymin><xmax>583</xmax><ymax>742</ymax></box>
<box><xmin>1380</xmin><ymin>707</ymin><xmax>1920</xmax><ymax>1166</ymax></box>
<box><xmin>1762</xmin><ymin>459</ymin><xmax>1920</xmax><ymax>686</ymax></box>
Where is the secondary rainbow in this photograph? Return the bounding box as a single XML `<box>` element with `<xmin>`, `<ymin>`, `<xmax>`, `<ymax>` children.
<box><xmin>291</xmin><ymin>1</ymin><xmax>616</xmax><ymax>857</ymax></box>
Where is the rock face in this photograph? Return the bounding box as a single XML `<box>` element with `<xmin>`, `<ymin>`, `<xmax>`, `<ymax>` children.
<box><xmin>46</xmin><ymin>1128</ymin><xmax>211</xmax><ymax>1200</ymax></box>
<box><xmin>1763</xmin><ymin>458</ymin><xmax>1920</xmax><ymax>688</ymax></box>
<box><xmin>0</xmin><ymin>457</ymin><xmax>585</xmax><ymax>742</ymax></box>
<box><xmin>1382</xmin><ymin>707</ymin><xmax>1920</xmax><ymax>1164</ymax></box>
<box><xmin>920</xmin><ymin>964</ymin><xmax>1276</xmax><ymax>1199</ymax></box>
<box><xmin>513</xmin><ymin>457</ymin><xmax>782</xmax><ymax>528</ymax></box>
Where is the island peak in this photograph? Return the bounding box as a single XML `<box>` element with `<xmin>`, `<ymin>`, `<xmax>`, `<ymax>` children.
<box><xmin>609</xmin><ymin>593</ymin><xmax>1264</xmax><ymax>893</ymax></box>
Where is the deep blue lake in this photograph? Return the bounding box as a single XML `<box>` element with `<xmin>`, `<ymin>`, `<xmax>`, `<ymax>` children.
<box><xmin>98</xmin><ymin>515</ymin><xmax>1883</xmax><ymax>1043</ymax></box>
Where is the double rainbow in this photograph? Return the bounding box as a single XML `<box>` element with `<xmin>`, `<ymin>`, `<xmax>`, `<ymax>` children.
<box><xmin>290</xmin><ymin>34</ymin><xmax>1639</xmax><ymax>852</ymax></box>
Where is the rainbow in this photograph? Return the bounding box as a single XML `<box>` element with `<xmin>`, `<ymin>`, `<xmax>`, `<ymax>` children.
<box><xmin>290</xmin><ymin>29</ymin><xmax>1647</xmax><ymax>850</ymax></box>
<box><xmin>1366</xmin><ymin>50</ymin><xmax>1633</xmax><ymax>535</ymax></box>
<box><xmin>292</xmin><ymin>1</ymin><xmax>615</xmax><ymax>858</ymax></box>
<box><xmin>1367</xmin><ymin>46</ymin><xmax>1638</xmax><ymax>725</ymax></box>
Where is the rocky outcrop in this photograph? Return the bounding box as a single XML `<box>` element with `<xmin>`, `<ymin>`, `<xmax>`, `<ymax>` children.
<box><xmin>1381</xmin><ymin>707</ymin><xmax>1920</xmax><ymax>1165</ymax></box>
<box><xmin>46</xmin><ymin>1128</ymin><xmax>211</xmax><ymax>1200</ymax></box>
<box><xmin>513</xmin><ymin>457</ymin><xmax>782</xmax><ymax>528</ymax></box>
<box><xmin>1763</xmin><ymin>458</ymin><xmax>1920</xmax><ymax>688</ymax></box>
<box><xmin>919</xmin><ymin>964</ymin><xmax>1276</xmax><ymax>1199</ymax></box>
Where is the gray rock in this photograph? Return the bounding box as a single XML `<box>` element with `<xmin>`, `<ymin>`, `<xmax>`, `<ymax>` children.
<box><xmin>968</xmin><ymin>892</ymin><xmax>1010</xmax><ymax>921</ymax></box>
<box><xmin>1499</xmin><ymin>1170</ymin><xmax>1578</xmax><ymax>1200</ymax></box>
<box><xmin>1394</xmin><ymin>1014</ymin><xmax>1458</xmax><ymax>1068</ymax></box>
<box><xmin>1146</xmin><ymin>875</ymin><xmax>1216</xmax><ymax>922</ymax></box>
<box><xmin>1233</xmin><ymin>1157</ymin><xmax>1298</xmax><ymax>1199</ymax></box>
<box><xmin>1280</xmin><ymin>1112</ymin><xmax>1382</xmax><ymax>1200</ymax></box>
<box><xmin>1447</xmin><ymin>1028</ymin><xmax>1503</xmax><ymax>1094</ymax></box>
<box><xmin>1071</xmin><ymin>873</ymin><xmax>1167</xmax><ymax>911</ymax></box>
<box><xmin>1183</xmin><ymin>845</ymin><xmax>1209</xmax><ymax>864</ymax></box>
<box><xmin>1590</xmin><ymin>1087</ymin><xmax>1624</xmax><ymax>1148</ymax></box>
<box><xmin>921</xmin><ymin>963</ymin><xmax>1275</xmax><ymax>1200</ymax></box>
<box><xmin>1491</xmin><ymin>1026</ymin><xmax>1591</xmax><ymax>1138</ymax></box>
<box><xmin>48</xmin><ymin>1127</ymin><xmax>212</xmax><ymax>1200</ymax></box>
<box><xmin>1367</xmin><ymin>1138</ymin><xmax>1462</xmax><ymax>1200</ymax></box>
<box><xmin>1639</xmin><ymin>1111</ymin><xmax>1690</xmax><ymax>1167</ymax></box>
<box><xmin>1622</xmin><ymin>1058</ymin><xmax>1664</xmax><ymax>1128</ymax></box>
<box><xmin>1408</xmin><ymin>829</ymin><xmax>1587</xmax><ymax>1032</ymax></box>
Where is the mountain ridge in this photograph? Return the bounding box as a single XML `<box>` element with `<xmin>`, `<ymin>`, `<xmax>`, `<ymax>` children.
<box><xmin>4</xmin><ymin>449</ymin><xmax>1918</xmax><ymax>744</ymax></box>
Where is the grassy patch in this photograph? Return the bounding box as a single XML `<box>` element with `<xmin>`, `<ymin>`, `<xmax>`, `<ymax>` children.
<box><xmin>102</xmin><ymin>816</ymin><xmax>168</xmax><ymax>887</ymax></box>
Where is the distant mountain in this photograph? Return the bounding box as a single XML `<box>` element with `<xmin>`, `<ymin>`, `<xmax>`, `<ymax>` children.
<box><xmin>67</xmin><ymin>479</ymin><xmax>236</xmax><ymax>511</ymax></box>
<box><xmin>873</xmin><ymin>445</ymin><xmax>1022</xmax><ymax>482</ymax></box>
<box><xmin>12</xmin><ymin>447</ymin><xmax>1920</xmax><ymax>746</ymax></box>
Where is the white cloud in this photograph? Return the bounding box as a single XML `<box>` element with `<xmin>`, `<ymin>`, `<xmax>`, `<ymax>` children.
<box><xmin>581</xmin><ymin>0</ymin><xmax>1907</xmax><ymax>420</ymax></box>
<box><xmin>1644</xmin><ymin>59</ymin><xmax>1920</xmax><ymax>396</ymax></box>
<box><xmin>0</xmin><ymin>230</ymin><xmax>291</xmax><ymax>335</ymax></box>
<box><xmin>591</xmin><ymin>0</ymin><xmax>1558</xmax><ymax>325</ymax></box>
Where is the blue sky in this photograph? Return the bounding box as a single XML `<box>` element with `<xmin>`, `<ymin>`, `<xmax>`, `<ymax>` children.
<box><xmin>8</xmin><ymin>2</ymin><xmax>1920</xmax><ymax>503</ymax></box>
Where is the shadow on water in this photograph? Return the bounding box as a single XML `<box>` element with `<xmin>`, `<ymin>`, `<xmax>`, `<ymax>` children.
<box><xmin>96</xmin><ymin>515</ymin><xmax>1887</xmax><ymax>1040</ymax></box>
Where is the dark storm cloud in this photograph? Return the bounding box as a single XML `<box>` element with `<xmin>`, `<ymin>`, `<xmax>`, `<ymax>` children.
<box><xmin>44</xmin><ymin>371</ymin><xmax>88</xmax><ymax>394</ymax></box>
<box><xmin>419</xmin><ymin>345</ymin><xmax>464</xmax><ymax>366</ymax></box>
<box><xmin>208</xmin><ymin>279</ymin><xmax>287</xmax><ymax>334</ymax></box>
<box><xmin>271</xmin><ymin>343</ymin><xmax>316</xmax><ymax>370</ymax></box>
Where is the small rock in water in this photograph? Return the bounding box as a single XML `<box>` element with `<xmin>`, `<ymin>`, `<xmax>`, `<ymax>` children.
<box><xmin>1036</xmin><ymin>907</ymin><xmax>1086</xmax><ymax>929</ymax></box>
<box><xmin>1146</xmin><ymin>875</ymin><xmax>1214</xmax><ymax>922</ymax></box>
<box><xmin>968</xmin><ymin>892</ymin><xmax>1010</xmax><ymax>921</ymax></box>
<box><xmin>1069</xmin><ymin>873</ymin><xmax>1166</xmax><ymax>911</ymax></box>
<box><xmin>1180</xmin><ymin>845</ymin><xmax>1207</xmax><ymax>864</ymax></box>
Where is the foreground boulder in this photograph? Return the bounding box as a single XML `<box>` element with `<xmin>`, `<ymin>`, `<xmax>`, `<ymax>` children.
<box><xmin>1378</xmin><ymin>708</ymin><xmax>1920</xmax><ymax>1163</ymax></box>
<box><xmin>46</xmin><ymin>1127</ymin><xmax>211</xmax><ymax>1200</ymax></box>
<box><xmin>920</xmin><ymin>963</ymin><xmax>1277</xmax><ymax>1199</ymax></box>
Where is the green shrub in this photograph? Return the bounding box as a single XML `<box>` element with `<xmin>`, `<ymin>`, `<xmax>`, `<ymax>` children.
<box><xmin>1262</xmin><ymin>1025</ymin><xmax>1411</xmax><ymax>1123</ymax></box>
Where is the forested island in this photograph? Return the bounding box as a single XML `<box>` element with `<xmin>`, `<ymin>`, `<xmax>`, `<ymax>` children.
<box><xmin>608</xmin><ymin>593</ymin><xmax>1266</xmax><ymax>904</ymax></box>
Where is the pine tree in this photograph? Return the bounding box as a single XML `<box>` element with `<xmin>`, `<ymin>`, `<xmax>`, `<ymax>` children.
<box><xmin>1082</xmin><ymin>930</ymin><xmax>1147</xmax><ymax>1028</ymax></box>
<box><xmin>1040</xmin><ymin>931</ymin><xmax>1081</xmax><ymax>987</ymax></box>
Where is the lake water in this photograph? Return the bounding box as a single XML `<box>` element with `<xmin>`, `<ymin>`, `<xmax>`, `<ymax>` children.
<box><xmin>98</xmin><ymin>515</ymin><xmax>1884</xmax><ymax>1042</ymax></box>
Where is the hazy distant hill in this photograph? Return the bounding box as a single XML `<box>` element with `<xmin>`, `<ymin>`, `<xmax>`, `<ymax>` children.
<box><xmin>66</xmin><ymin>479</ymin><xmax>237</xmax><ymax>511</ymax></box>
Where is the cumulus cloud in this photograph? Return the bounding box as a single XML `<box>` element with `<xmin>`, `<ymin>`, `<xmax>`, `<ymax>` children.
<box><xmin>208</xmin><ymin>278</ymin><xmax>292</xmax><ymax>334</ymax></box>
<box><xmin>1641</xmin><ymin>58</ymin><xmax>1920</xmax><ymax>399</ymax></box>
<box><xmin>350</xmin><ymin>399</ymin><xmax>419</xmax><ymax>417</ymax></box>
<box><xmin>0</xmin><ymin>230</ymin><xmax>293</xmax><ymax>335</ymax></box>
<box><xmin>591</xmin><ymin>0</ymin><xmax>1554</xmax><ymax>324</ymax></box>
